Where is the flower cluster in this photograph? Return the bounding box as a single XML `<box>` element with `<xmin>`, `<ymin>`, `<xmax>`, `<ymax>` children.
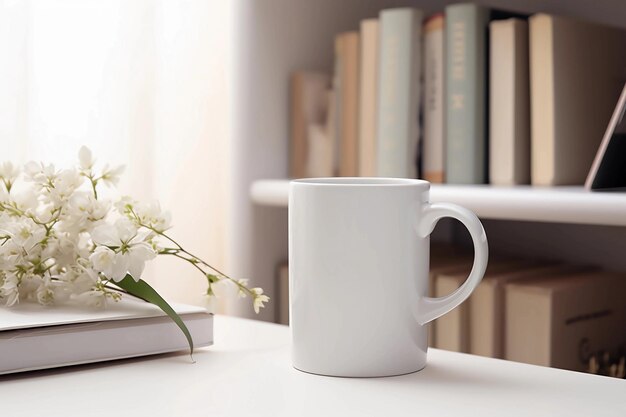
<box><xmin>0</xmin><ymin>148</ymin><xmax>268</xmax><ymax>314</ymax></box>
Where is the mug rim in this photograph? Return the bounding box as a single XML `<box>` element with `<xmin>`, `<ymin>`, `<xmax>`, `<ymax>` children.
<box><xmin>291</xmin><ymin>177</ymin><xmax>430</xmax><ymax>187</ymax></box>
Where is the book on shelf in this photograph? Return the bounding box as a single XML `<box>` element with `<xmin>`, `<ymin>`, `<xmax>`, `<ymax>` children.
<box><xmin>431</xmin><ymin>262</ymin><xmax>473</xmax><ymax>350</ymax></box>
<box><xmin>358</xmin><ymin>18</ymin><xmax>379</xmax><ymax>177</ymax></box>
<box><xmin>489</xmin><ymin>18</ymin><xmax>530</xmax><ymax>185</ymax></box>
<box><xmin>0</xmin><ymin>298</ymin><xmax>213</xmax><ymax>375</ymax></box>
<box><xmin>435</xmin><ymin>258</ymin><xmax>527</xmax><ymax>353</ymax></box>
<box><xmin>530</xmin><ymin>14</ymin><xmax>626</xmax><ymax>186</ymax></box>
<box><xmin>422</xmin><ymin>13</ymin><xmax>445</xmax><ymax>183</ymax></box>
<box><xmin>445</xmin><ymin>3</ymin><xmax>526</xmax><ymax>185</ymax></box>
<box><xmin>325</xmin><ymin>89</ymin><xmax>339</xmax><ymax>176</ymax></box>
<box><xmin>335</xmin><ymin>31</ymin><xmax>360</xmax><ymax>177</ymax></box>
<box><xmin>469</xmin><ymin>264</ymin><xmax>590</xmax><ymax>359</ymax></box>
<box><xmin>305</xmin><ymin>121</ymin><xmax>334</xmax><ymax>178</ymax></box>
<box><xmin>276</xmin><ymin>262</ymin><xmax>289</xmax><ymax>325</ymax></box>
<box><xmin>429</xmin><ymin>244</ymin><xmax>473</xmax><ymax>348</ymax></box>
<box><xmin>505</xmin><ymin>270</ymin><xmax>626</xmax><ymax>372</ymax></box>
<box><xmin>289</xmin><ymin>71</ymin><xmax>331</xmax><ymax>178</ymax></box>
<box><xmin>376</xmin><ymin>7</ymin><xmax>423</xmax><ymax>178</ymax></box>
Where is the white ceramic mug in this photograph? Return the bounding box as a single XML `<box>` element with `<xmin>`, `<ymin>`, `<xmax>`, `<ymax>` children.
<box><xmin>289</xmin><ymin>178</ymin><xmax>488</xmax><ymax>377</ymax></box>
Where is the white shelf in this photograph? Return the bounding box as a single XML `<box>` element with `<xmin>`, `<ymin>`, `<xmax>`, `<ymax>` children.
<box><xmin>250</xmin><ymin>179</ymin><xmax>626</xmax><ymax>227</ymax></box>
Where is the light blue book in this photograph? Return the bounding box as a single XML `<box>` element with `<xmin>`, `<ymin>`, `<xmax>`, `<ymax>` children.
<box><xmin>376</xmin><ymin>7</ymin><xmax>423</xmax><ymax>178</ymax></box>
<box><xmin>445</xmin><ymin>3</ymin><xmax>527</xmax><ymax>184</ymax></box>
<box><xmin>445</xmin><ymin>3</ymin><xmax>490</xmax><ymax>184</ymax></box>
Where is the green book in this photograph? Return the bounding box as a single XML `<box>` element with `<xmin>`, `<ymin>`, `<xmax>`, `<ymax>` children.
<box><xmin>376</xmin><ymin>7</ymin><xmax>423</xmax><ymax>178</ymax></box>
<box><xmin>445</xmin><ymin>3</ymin><xmax>526</xmax><ymax>184</ymax></box>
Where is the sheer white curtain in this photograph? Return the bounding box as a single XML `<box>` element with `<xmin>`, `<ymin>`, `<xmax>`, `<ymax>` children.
<box><xmin>0</xmin><ymin>0</ymin><xmax>234</xmax><ymax>309</ymax></box>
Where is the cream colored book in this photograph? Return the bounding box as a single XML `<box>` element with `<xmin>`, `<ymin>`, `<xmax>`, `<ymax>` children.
<box><xmin>435</xmin><ymin>260</ymin><xmax>525</xmax><ymax>353</ymax></box>
<box><xmin>336</xmin><ymin>32</ymin><xmax>360</xmax><ymax>177</ymax></box>
<box><xmin>428</xmin><ymin>246</ymin><xmax>473</xmax><ymax>348</ymax></box>
<box><xmin>489</xmin><ymin>18</ymin><xmax>530</xmax><ymax>185</ymax></box>
<box><xmin>0</xmin><ymin>298</ymin><xmax>213</xmax><ymax>375</ymax></box>
<box><xmin>505</xmin><ymin>271</ymin><xmax>626</xmax><ymax>371</ymax></box>
<box><xmin>358</xmin><ymin>19</ymin><xmax>379</xmax><ymax>177</ymax></box>
<box><xmin>326</xmin><ymin>89</ymin><xmax>339</xmax><ymax>176</ymax></box>
<box><xmin>422</xmin><ymin>13</ymin><xmax>445</xmax><ymax>183</ymax></box>
<box><xmin>290</xmin><ymin>72</ymin><xmax>331</xmax><ymax>179</ymax></box>
<box><xmin>306</xmin><ymin>123</ymin><xmax>334</xmax><ymax>178</ymax></box>
<box><xmin>469</xmin><ymin>264</ymin><xmax>588</xmax><ymax>359</ymax></box>
<box><xmin>530</xmin><ymin>14</ymin><xmax>626</xmax><ymax>185</ymax></box>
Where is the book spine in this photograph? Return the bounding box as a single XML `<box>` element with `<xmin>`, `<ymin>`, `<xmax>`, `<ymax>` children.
<box><xmin>290</xmin><ymin>72</ymin><xmax>331</xmax><ymax>179</ymax></box>
<box><xmin>469</xmin><ymin>282</ymin><xmax>497</xmax><ymax>357</ymax></box>
<box><xmin>277</xmin><ymin>263</ymin><xmax>289</xmax><ymax>325</ymax></box>
<box><xmin>422</xmin><ymin>14</ymin><xmax>445</xmax><ymax>183</ymax></box>
<box><xmin>376</xmin><ymin>8</ymin><xmax>423</xmax><ymax>178</ymax></box>
<box><xmin>505</xmin><ymin>286</ymin><xmax>552</xmax><ymax>367</ymax></box>
<box><xmin>290</xmin><ymin>73</ymin><xmax>307</xmax><ymax>179</ymax></box>
<box><xmin>435</xmin><ymin>275</ymin><xmax>470</xmax><ymax>352</ymax></box>
<box><xmin>358</xmin><ymin>19</ymin><xmax>379</xmax><ymax>177</ymax></box>
<box><xmin>529</xmin><ymin>15</ymin><xmax>555</xmax><ymax>185</ymax></box>
<box><xmin>338</xmin><ymin>32</ymin><xmax>360</xmax><ymax>177</ymax></box>
<box><xmin>445</xmin><ymin>3</ymin><xmax>489</xmax><ymax>184</ymax></box>
<box><xmin>332</xmin><ymin>38</ymin><xmax>343</xmax><ymax>176</ymax></box>
<box><xmin>489</xmin><ymin>19</ymin><xmax>530</xmax><ymax>185</ymax></box>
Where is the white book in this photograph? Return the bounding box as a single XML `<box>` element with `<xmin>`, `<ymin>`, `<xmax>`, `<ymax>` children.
<box><xmin>422</xmin><ymin>13</ymin><xmax>445</xmax><ymax>183</ymax></box>
<box><xmin>0</xmin><ymin>298</ymin><xmax>213</xmax><ymax>374</ymax></box>
<box><xmin>376</xmin><ymin>7</ymin><xmax>423</xmax><ymax>178</ymax></box>
<box><xmin>489</xmin><ymin>18</ymin><xmax>530</xmax><ymax>185</ymax></box>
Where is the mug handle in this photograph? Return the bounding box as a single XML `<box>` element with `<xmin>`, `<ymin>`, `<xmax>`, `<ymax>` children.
<box><xmin>415</xmin><ymin>202</ymin><xmax>489</xmax><ymax>325</ymax></box>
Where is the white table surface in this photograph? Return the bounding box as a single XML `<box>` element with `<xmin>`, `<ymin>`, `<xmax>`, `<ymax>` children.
<box><xmin>2</xmin><ymin>316</ymin><xmax>625</xmax><ymax>416</ymax></box>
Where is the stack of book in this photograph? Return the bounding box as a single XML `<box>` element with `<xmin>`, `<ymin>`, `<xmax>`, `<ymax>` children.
<box><xmin>0</xmin><ymin>298</ymin><xmax>213</xmax><ymax>374</ymax></box>
<box><xmin>430</xmin><ymin>248</ymin><xmax>626</xmax><ymax>375</ymax></box>
<box><xmin>277</xmin><ymin>244</ymin><xmax>626</xmax><ymax>376</ymax></box>
<box><xmin>289</xmin><ymin>3</ymin><xmax>626</xmax><ymax>185</ymax></box>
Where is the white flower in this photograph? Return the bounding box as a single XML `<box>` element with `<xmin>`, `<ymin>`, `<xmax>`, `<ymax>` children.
<box><xmin>251</xmin><ymin>288</ymin><xmax>269</xmax><ymax>314</ymax></box>
<box><xmin>45</xmin><ymin>235</ymin><xmax>81</xmax><ymax>269</ymax></box>
<box><xmin>60</xmin><ymin>192</ymin><xmax>109</xmax><ymax>234</ymax></box>
<box><xmin>58</xmin><ymin>264</ymin><xmax>99</xmax><ymax>295</ymax></box>
<box><xmin>89</xmin><ymin>246</ymin><xmax>118</xmax><ymax>280</ymax></box>
<box><xmin>0</xmin><ymin>162</ymin><xmax>20</xmax><ymax>189</ymax></box>
<box><xmin>73</xmin><ymin>289</ymin><xmax>107</xmax><ymax>308</ymax></box>
<box><xmin>24</xmin><ymin>162</ymin><xmax>56</xmax><ymax>189</ymax></box>
<box><xmin>100</xmin><ymin>164</ymin><xmax>125</xmax><ymax>186</ymax></box>
<box><xmin>46</xmin><ymin>168</ymin><xmax>83</xmax><ymax>206</ymax></box>
<box><xmin>0</xmin><ymin>148</ymin><xmax>266</xmax><ymax>317</ymax></box>
<box><xmin>133</xmin><ymin>200</ymin><xmax>171</xmax><ymax>232</ymax></box>
<box><xmin>34</xmin><ymin>203</ymin><xmax>55</xmax><ymax>224</ymax></box>
<box><xmin>0</xmin><ymin>218</ymin><xmax>47</xmax><ymax>257</ymax></box>
<box><xmin>91</xmin><ymin>218</ymin><xmax>156</xmax><ymax>282</ymax></box>
<box><xmin>36</xmin><ymin>276</ymin><xmax>71</xmax><ymax>305</ymax></box>
<box><xmin>114</xmin><ymin>195</ymin><xmax>134</xmax><ymax>214</ymax></box>
<box><xmin>236</xmin><ymin>279</ymin><xmax>249</xmax><ymax>298</ymax></box>
<box><xmin>78</xmin><ymin>146</ymin><xmax>94</xmax><ymax>170</ymax></box>
<box><xmin>0</xmin><ymin>272</ymin><xmax>20</xmax><ymax>306</ymax></box>
<box><xmin>10</xmin><ymin>189</ymin><xmax>39</xmax><ymax>214</ymax></box>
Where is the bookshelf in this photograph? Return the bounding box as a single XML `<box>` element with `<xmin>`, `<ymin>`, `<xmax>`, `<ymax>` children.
<box><xmin>230</xmin><ymin>0</ymin><xmax>626</xmax><ymax>327</ymax></box>
<box><xmin>251</xmin><ymin>179</ymin><xmax>626</xmax><ymax>227</ymax></box>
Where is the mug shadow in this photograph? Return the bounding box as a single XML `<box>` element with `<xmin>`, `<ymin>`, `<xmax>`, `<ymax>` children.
<box><xmin>383</xmin><ymin>359</ymin><xmax>531</xmax><ymax>391</ymax></box>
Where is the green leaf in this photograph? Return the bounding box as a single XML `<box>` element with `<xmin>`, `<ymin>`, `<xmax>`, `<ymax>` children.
<box><xmin>115</xmin><ymin>274</ymin><xmax>194</xmax><ymax>355</ymax></box>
